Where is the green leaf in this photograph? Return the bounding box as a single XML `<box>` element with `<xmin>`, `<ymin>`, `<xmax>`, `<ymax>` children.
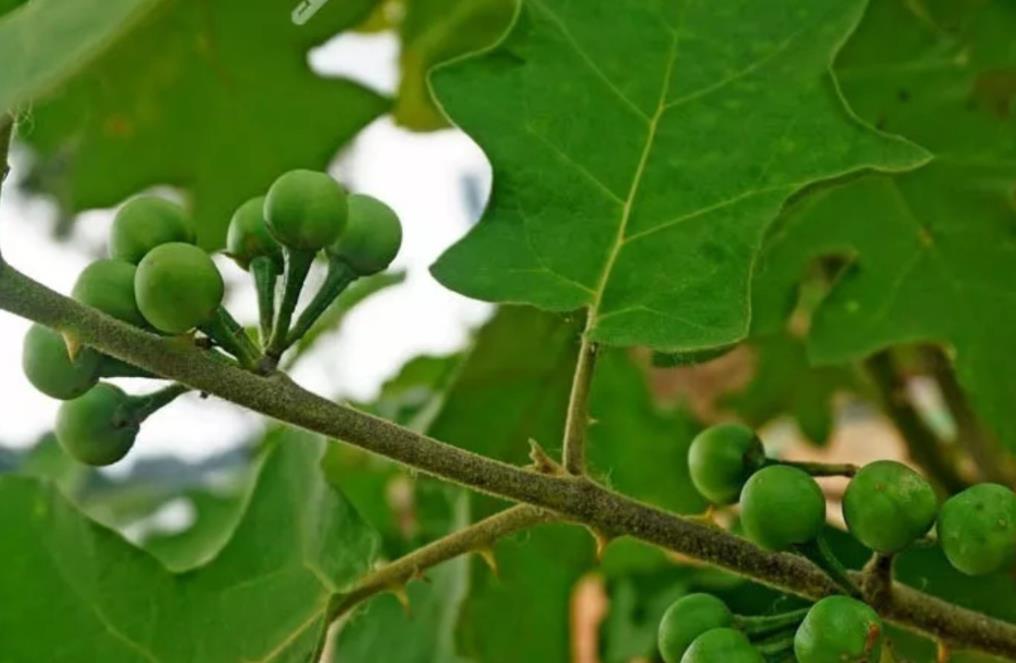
<box><xmin>0</xmin><ymin>430</ymin><xmax>379</xmax><ymax>662</ymax></box>
<box><xmin>752</xmin><ymin>0</ymin><xmax>1016</xmax><ymax>448</ymax></box>
<box><xmin>0</xmin><ymin>0</ymin><xmax>156</xmax><ymax>112</ymax></box>
<box><xmin>395</xmin><ymin>0</ymin><xmax>514</xmax><ymax>131</ymax></box>
<box><xmin>18</xmin><ymin>0</ymin><xmax>388</xmax><ymax>247</ymax></box>
<box><xmin>430</xmin><ymin>0</ymin><xmax>927</xmax><ymax>352</ymax></box>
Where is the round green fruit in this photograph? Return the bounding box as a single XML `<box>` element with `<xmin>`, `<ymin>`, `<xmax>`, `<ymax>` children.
<box><xmin>688</xmin><ymin>423</ymin><xmax>765</xmax><ymax>505</ymax></box>
<box><xmin>740</xmin><ymin>465</ymin><xmax>826</xmax><ymax>551</ymax></box>
<box><xmin>938</xmin><ymin>483</ymin><xmax>1016</xmax><ymax>576</ymax></box>
<box><xmin>264</xmin><ymin>169</ymin><xmax>347</xmax><ymax>251</ymax></box>
<box><xmin>226</xmin><ymin>195</ymin><xmax>283</xmax><ymax>270</ymax></box>
<box><xmin>794</xmin><ymin>596</ymin><xmax>882</xmax><ymax>663</ymax></box>
<box><xmin>110</xmin><ymin>196</ymin><xmax>193</xmax><ymax>264</ymax></box>
<box><xmin>72</xmin><ymin>259</ymin><xmax>146</xmax><ymax>327</ymax></box>
<box><xmin>22</xmin><ymin>324</ymin><xmax>101</xmax><ymax>400</ymax></box>
<box><xmin>135</xmin><ymin>242</ymin><xmax>224</xmax><ymax>333</ymax></box>
<box><xmin>842</xmin><ymin>460</ymin><xmax>937</xmax><ymax>553</ymax></box>
<box><xmin>328</xmin><ymin>193</ymin><xmax>402</xmax><ymax>275</ymax></box>
<box><xmin>681</xmin><ymin>628</ymin><xmax>762</xmax><ymax>663</ymax></box>
<box><xmin>55</xmin><ymin>383</ymin><xmax>138</xmax><ymax>466</ymax></box>
<box><xmin>658</xmin><ymin>593</ymin><xmax>733</xmax><ymax>663</ymax></box>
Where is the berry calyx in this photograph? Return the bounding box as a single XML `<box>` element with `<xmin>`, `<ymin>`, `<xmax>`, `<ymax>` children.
<box><xmin>794</xmin><ymin>596</ymin><xmax>882</xmax><ymax>663</ymax></box>
<box><xmin>72</xmin><ymin>259</ymin><xmax>147</xmax><ymax>327</ymax></box>
<box><xmin>740</xmin><ymin>465</ymin><xmax>825</xmax><ymax>551</ymax></box>
<box><xmin>938</xmin><ymin>483</ymin><xmax>1016</xmax><ymax>576</ymax></box>
<box><xmin>135</xmin><ymin>242</ymin><xmax>224</xmax><ymax>334</ymax></box>
<box><xmin>842</xmin><ymin>460</ymin><xmax>937</xmax><ymax>553</ymax></box>
<box><xmin>658</xmin><ymin>593</ymin><xmax>733</xmax><ymax>663</ymax></box>
<box><xmin>681</xmin><ymin>628</ymin><xmax>762</xmax><ymax>663</ymax></box>
<box><xmin>328</xmin><ymin>193</ymin><xmax>402</xmax><ymax>275</ymax></box>
<box><xmin>22</xmin><ymin>324</ymin><xmax>101</xmax><ymax>400</ymax></box>
<box><xmin>688</xmin><ymin>423</ymin><xmax>765</xmax><ymax>505</ymax></box>
<box><xmin>110</xmin><ymin>196</ymin><xmax>193</xmax><ymax>264</ymax></box>
<box><xmin>55</xmin><ymin>383</ymin><xmax>138</xmax><ymax>466</ymax></box>
<box><xmin>264</xmin><ymin>169</ymin><xmax>347</xmax><ymax>251</ymax></box>
<box><xmin>226</xmin><ymin>195</ymin><xmax>283</xmax><ymax>271</ymax></box>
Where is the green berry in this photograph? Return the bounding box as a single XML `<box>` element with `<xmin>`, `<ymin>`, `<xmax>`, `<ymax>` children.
<box><xmin>22</xmin><ymin>324</ymin><xmax>101</xmax><ymax>400</ymax></box>
<box><xmin>135</xmin><ymin>242</ymin><xmax>224</xmax><ymax>333</ymax></box>
<box><xmin>55</xmin><ymin>384</ymin><xmax>138</xmax><ymax>466</ymax></box>
<box><xmin>842</xmin><ymin>460</ymin><xmax>937</xmax><ymax>553</ymax></box>
<box><xmin>740</xmin><ymin>465</ymin><xmax>826</xmax><ymax>551</ymax></box>
<box><xmin>938</xmin><ymin>483</ymin><xmax>1016</xmax><ymax>576</ymax></box>
<box><xmin>688</xmin><ymin>424</ymin><xmax>765</xmax><ymax>505</ymax></box>
<box><xmin>794</xmin><ymin>596</ymin><xmax>882</xmax><ymax>663</ymax></box>
<box><xmin>110</xmin><ymin>196</ymin><xmax>193</xmax><ymax>264</ymax></box>
<box><xmin>681</xmin><ymin>628</ymin><xmax>762</xmax><ymax>663</ymax></box>
<box><xmin>72</xmin><ymin>259</ymin><xmax>147</xmax><ymax>327</ymax></box>
<box><xmin>226</xmin><ymin>195</ymin><xmax>283</xmax><ymax>270</ymax></box>
<box><xmin>328</xmin><ymin>193</ymin><xmax>402</xmax><ymax>275</ymax></box>
<box><xmin>658</xmin><ymin>593</ymin><xmax>733</xmax><ymax>663</ymax></box>
<box><xmin>264</xmin><ymin>169</ymin><xmax>347</xmax><ymax>251</ymax></box>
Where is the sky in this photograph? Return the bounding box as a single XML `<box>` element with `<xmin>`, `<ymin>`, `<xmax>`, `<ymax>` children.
<box><xmin>0</xmin><ymin>30</ymin><xmax>492</xmax><ymax>466</ymax></box>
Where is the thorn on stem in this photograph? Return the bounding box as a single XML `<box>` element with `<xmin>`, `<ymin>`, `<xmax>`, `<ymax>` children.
<box><xmin>588</xmin><ymin>527</ymin><xmax>611</xmax><ymax>562</ymax></box>
<box><xmin>528</xmin><ymin>439</ymin><xmax>564</xmax><ymax>475</ymax></box>
<box><xmin>387</xmin><ymin>584</ymin><xmax>411</xmax><ymax>615</ymax></box>
<box><xmin>62</xmin><ymin>332</ymin><xmax>81</xmax><ymax>361</ymax></box>
<box><xmin>937</xmin><ymin>641</ymin><xmax>951</xmax><ymax>663</ymax></box>
<box><xmin>476</xmin><ymin>547</ymin><xmax>499</xmax><ymax>577</ymax></box>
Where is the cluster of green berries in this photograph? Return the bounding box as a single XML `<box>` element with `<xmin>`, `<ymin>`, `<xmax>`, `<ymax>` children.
<box><xmin>22</xmin><ymin>169</ymin><xmax>402</xmax><ymax>467</ymax></box>
<box><xmin>659</xmin><ymin>592</ymin><xmax>881</xmax><ymax>663</ymax></box>
<box><xmin>657</xmin><ymin>423</ymin><xmax>1016</xmax><ymax>661</ymax></box>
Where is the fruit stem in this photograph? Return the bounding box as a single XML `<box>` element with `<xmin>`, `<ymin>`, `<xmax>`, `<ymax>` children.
<box><xmin>734</xmin><ymin>607</ymin><xmax>810</xmax><ymax>637</ymax></box>
<box><xmin>266</xmin><ymin>248</ymin><xmax>314</xmax><ymax>359</ymax></box>
<box><xmin>754</xmin><ymin>633</ymin><xmax>795</xmax><ymax>657</ymax></box>
<box><xmin>284</xmin><ymin>257</ymin><xmax>357</xmax><ymax>350</ymax></box>
<box><xmin>200</xmin><ymin>308</ymin><xmax>258</xmax><ymax>368</ymax></box>
<box><xmin>250</xmin><ymin>255</ymin><xmax>278</xmax><ymax>346</ymax></box>
<box><xmin>127</xmin><ymin>382</ymin><xmax>190</xmax><ymax>422</ymax></box>
<box><xmin>766</xmin><ymin>458</ymin><xmax>858</xmax><ymax>477</ymax></box>
<box><xmin>796</xmin><ymin>535</ymin><xmax>862</xmax><ymax>599</ymax></box>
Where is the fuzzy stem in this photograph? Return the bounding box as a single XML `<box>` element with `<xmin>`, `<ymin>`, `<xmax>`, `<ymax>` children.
<box><xmin>250</xmin><ymin>256</ymin><xmax>278</xmax><ymax>346</ymax></box>
<box><xmin>127</xmin><ymin>382</ymin><xmax>190</xmax><ymax>422</ymax></box>
<box><xmin>327</xmin><ymin>504</ymin><xmax>550</xmax><ymax>622</ymax></box>
<box><xmin>98</xmin><ymin>356</ymin><xmax>158</xmax><ymax>379</ymax></box>
<box><xmin>1</xmin><ymin>267</ymin><xmax>1015</xmax><ymax>658</ymax></box>
<box><xmin>266</xmin><ymin>249</ymin><xmax>314</xmax><ymax>359</ymax></box>
<box><xmin>285</xmin><ymin>258</ymin><xmax>356</xmax><ymax>349</ymax></box>
<box><xmin>562</xmin><ymin>331</ymin><xmax>597</xmax><ymax>475</ymax></box>
<box><xmin>766</xmin><ymin>458</ymin><xmax>859</xmax><ymax>477</ymax></box>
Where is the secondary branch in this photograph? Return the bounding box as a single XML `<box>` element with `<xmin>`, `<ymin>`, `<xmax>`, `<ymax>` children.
<box><xmin>0</xmin><ymin>267</ymin><xmax>1014</xmax><ymax>658</ymax></box>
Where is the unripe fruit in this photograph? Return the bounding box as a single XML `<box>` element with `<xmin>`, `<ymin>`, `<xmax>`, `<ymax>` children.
<box><xmin>135</xmin><ymin>243</ymin><xmax>224</xmax><ymax>333</ymax></box>
<box><xmin>658</xmin><ymin>594</ymin><xmax>733</xmax><ymax>663</ymax></box>
<box><xmin>938</xmin><ymin>483</ymin><xmax>1016</xmax><ymax>576</ymax></box>
<box><xmin>110</xmin><ymin>196</ymin><xmax>193</xmax><ymax>264</ymax></box>
<box><xmin>842</xmin><ymin>460</ymin><xmax>937</xmax><ymax>553</ymax></box>
<box><xmin>688</xmin><ymin>424</ymin><xmax>765</xmax><ymax>505</ymax></box>
<box><xmin>264</xmin><ymin>169</ymin><xmax>347</xmax><ymax>251</ymax></box>
<box><xmin>681</xmin><ymin>628</ymin><xmax>762</xmax><ymax>663</ymax></box>
<box><xmin>740</xmin><ymin>465</ymin><xmax>825</xmax><ymax>551</ymax></box>
<box><xmin>22</xmin><ymin>324</ymin><xmax>101</xmax><ymax>400</ymax></box>
<box><xmin>328</xmin><ymin>193</ymin><xmax>402</xmax><ymax>275</ymax></box>
<box><xmin>72</xmin><ymin>259</ymin><xmax>146</xmax><ymax>327</ymax></box>
<box><xmin>226</xmin><ymin>195</ymin><xmax>283</xmax><ymax>270</ymax></box>
<box><xmin>55</xmin><ymin>383</ymin><xmax>138</xmax><ymax>466</ymax></box>
<box><xmin>794</xmin><ymin>596</ymin><xmax>882</xmax><ymax>663</ymax></box>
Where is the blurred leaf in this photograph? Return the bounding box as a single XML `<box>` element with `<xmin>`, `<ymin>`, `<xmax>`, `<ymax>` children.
<box><xmin>18</xmin><ymin>0</ymin><xmax>388</xmax><ymax>247</ymax></box>
<box><xmin>588</xmin><ymin>350</ymin><xmax>707</xmax><ymax>514</ymax></box>
<box><xmin>752</xmin><ymin>0</ymin><xmax>1016</xmax><ymax>450</ymax></box>
<box><xmin>726</xmin><ymin>333</ymin><xmax>861</xmax><ymax>445</ymax></box>
<box><xmin>0</xmin><ymin>430</ymin><xmax>379</xmax><ymax>662</ymax></box>
<box><xmin>140</xmin><ymin>488</ymin><xmax>247</xmax><ymax>572</ymax></box>
<box><xmin>395</xmin><ymin>0</ymin><xmax>514</xmax><ymax>131</ymax></box>
<box><xmin>430</xmin><ymin>0</ymin><xmax>925</xmax><ymax>352</ymax></box>
<box><xmin>0</xmin><ymin>0</ymin><xmax>156</xmax><ymax>112</ymax></box>
<box><xmin>287</xmin><ymin>270</ymin><xmax>407</xmax><ymax>365</ymax></box>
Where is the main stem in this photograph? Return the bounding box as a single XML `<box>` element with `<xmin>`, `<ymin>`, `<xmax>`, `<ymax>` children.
<box><xmin>0</xmin><ymin>269</ymin><xmax>1014</xmax><ymax>657</ymax></box>
<box><xmin>562</xmin><ymin>330</ymin><xmax>597</xmax><ymax>475</ymax></box>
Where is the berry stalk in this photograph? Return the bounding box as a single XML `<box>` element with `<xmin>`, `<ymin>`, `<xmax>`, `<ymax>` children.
<box><xmin>284</xmin><ymin>257</ymin><xmax>357</xmax><ymax>349</ymax></box>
